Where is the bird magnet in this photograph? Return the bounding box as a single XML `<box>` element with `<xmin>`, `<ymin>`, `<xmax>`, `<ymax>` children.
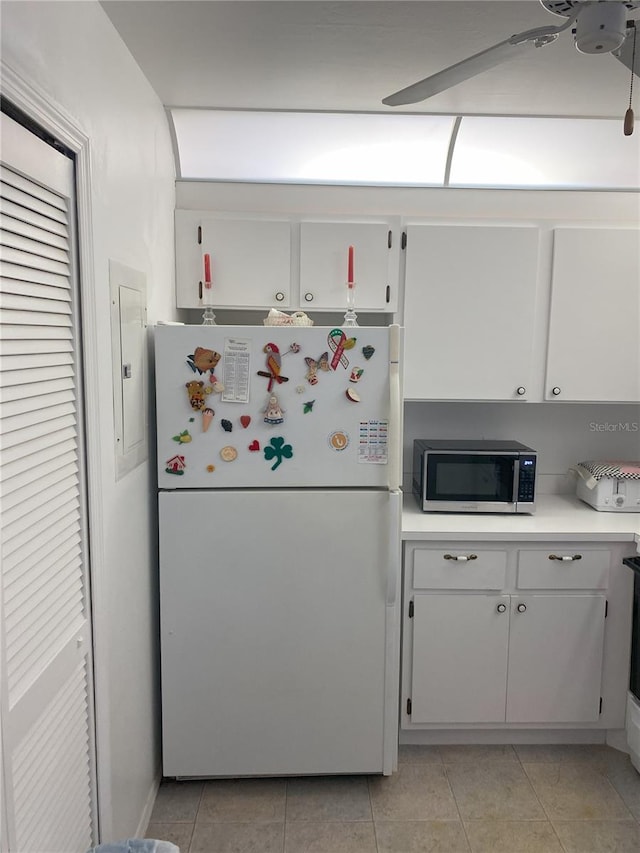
<box><xmin>187</xmin><ymin>347</ymin><xmax>221</xmax><ymax>375</ymax></box>
<box><xmin>256</xmin><ymin>342</ymin><xmax>289</xmax><ymax>391</ymax></box>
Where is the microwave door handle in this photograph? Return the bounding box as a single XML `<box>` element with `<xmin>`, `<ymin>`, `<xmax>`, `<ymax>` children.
<box><xmin>512</xmin><ymin>459</ymin><xmax>520</xmax><ymax>504</ymax></box>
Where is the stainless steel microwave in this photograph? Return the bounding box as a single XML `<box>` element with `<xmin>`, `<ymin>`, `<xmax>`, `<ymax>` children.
<box><xmin>412</xmin><ymin>440</ymin><xmax>537</xmax><ymax>514</ymax></box>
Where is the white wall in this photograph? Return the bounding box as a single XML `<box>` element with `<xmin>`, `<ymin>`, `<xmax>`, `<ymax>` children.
<box><xmin>1</xmin><ymin>0</ymin><xmax>177</xmax><ymax>841</ymax></box>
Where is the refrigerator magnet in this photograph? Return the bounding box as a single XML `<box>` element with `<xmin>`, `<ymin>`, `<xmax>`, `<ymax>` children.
<box><xmin>206</xmin><ymin>464</ymin><xmax>215</xmax><ymax>473</ymax></box>
<box><xmin>202</xmin><ymin>408</ymin><xmax>214</xmax><ymax>432</ymax></box>
<box><xmin>328</xmin><ymin>430</ymin><xmax>349</xmax><ymax>451</ymax></box>
<box><xmin>304</xmin><ymin>352</ymin><xmax>329</xmax><ymax>385</ymax></box>
<box><xmin>349</xmin><ymin>367</ymin><xmax>364</xmax><ymax>383</ymax></box>
<box><xmin>362</xmin><ymin>345</ymin><xmax>375</xmax><ymax>360</ymax></box>
<box><xmin>303</xmin><ymin>400</ymin><xmax>315</xmax><ymax>414</ymax></box>
<box><xmin>263</xmin><ymin>394</ymin><xmax>285</xmax><ymax>425</ymax></box>
<box><xmin>264</xmin><ymin>436</ymin><xmax>293</xmax><ymax>471</ymax></box>
<box><xmin>240</xmin><ymin>415</ymin><xmax>251</xmax><ymax>429</ymax></box>
<box><xmin>185</xmin><ymin>380</ymin><xmax>206</xmax><ymax>410</ymax></box>
<box><xmin>345</xmin><ymin>389</ymin><xmax>361</xmax><ymax>403</ymax></box>
<box><xmin>328</xmin><ymin>329</ymin><xmax>356</xmax><ymax>371</ymax></box>
<box><xmin>249</xmin><ymin>440</ymin><xmax>260</xmax><ymax>452</ymax></box>
<box><xmin>186</xmin><ymin>346</ymin><xmax>221</xmax><ymax>375</ymax></box>
<box><xmin>172</xmin><ymin>429</ymin><xmax>192</xmax><ymax>444</ymax></box>
<box><xmin>221</xmin><ymin>419</ymin><xmax>233</xmax><ymax>432</ymax></box>
<box><xmin>257</xmin><ymin>343</ymin><xmax>289</xmax><ymax>392</ymax></box>
<box><xmin>165</xmin><ymin>455</ymin><xmax>186</xmax><ymax>475</ymax></box>
<box><xmin>220</xmin><ymin>446</ymin><xmax>238</xmax><ymax>462</ymax></box>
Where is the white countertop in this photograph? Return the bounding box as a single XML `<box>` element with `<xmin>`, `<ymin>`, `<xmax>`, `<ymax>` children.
<box><xmin>402</xmin><ymin>493</ymin><xmax>640</xmax><ymax>548</ymax></box>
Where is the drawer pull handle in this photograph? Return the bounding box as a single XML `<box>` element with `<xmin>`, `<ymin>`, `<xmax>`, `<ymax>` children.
<box><xmin>517</xmin><ymin>603</ymin><xmax>527</xmax><ymax>613</ymax></box>
<box><xmin>443</xmin><ymin>554</ymin><xmax>477</xmax><ymax>562</ymax></box>
<box><xmin>496</xmin><ymin>603</ymin><xmax>507</xmax><ymax>613</ymax></box>
<box><xmin>548</xmin><ymin>554</ymin><xmax>582</xmax><ymax>561</ymax></box>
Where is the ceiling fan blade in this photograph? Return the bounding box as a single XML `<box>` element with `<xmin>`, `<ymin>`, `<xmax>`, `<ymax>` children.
<box><xmin>613</xmin><ymin>26</ymin><xmax>640</xmax><ymax>78</ymax></box>
<box><xmin>382</xmin><ymin>24</ymin><xmax>563</xmax><ymax>106</ymax></box>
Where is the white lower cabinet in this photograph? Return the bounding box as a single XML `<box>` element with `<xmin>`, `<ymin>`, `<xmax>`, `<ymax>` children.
<box><xmin>403</xmin><ymin>542</ymin><xmax>614</xmax><ymax>731</ymax></box>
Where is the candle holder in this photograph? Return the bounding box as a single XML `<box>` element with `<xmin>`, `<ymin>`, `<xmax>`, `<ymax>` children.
<box><xmin>343</xmin><ymin>282</ymin><xmax>358</xmax><ymax>327</ymax></box>
<box><xmin>201</xmin><ymin>305</ymin><xmax>217</xmax><ymax>325</ymax></box>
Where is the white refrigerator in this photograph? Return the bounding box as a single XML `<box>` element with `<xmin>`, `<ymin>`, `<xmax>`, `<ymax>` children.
<box><xmin>155</xmin><ymin>323</ymin><xmax>402</xmax><ymax>778</ymax></box>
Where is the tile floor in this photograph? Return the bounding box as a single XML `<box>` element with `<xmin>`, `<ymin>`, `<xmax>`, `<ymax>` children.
<box><xmin>146</xmin><ymin>744</ymin><xmax>640</xmax><ymax>853</ymax></box>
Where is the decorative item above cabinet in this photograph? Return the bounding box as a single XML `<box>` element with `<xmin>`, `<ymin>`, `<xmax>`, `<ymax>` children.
<box><xmin>175</xmin><ymin>210</ymin><xmax>400</xmax><ymax>313</ymax></box>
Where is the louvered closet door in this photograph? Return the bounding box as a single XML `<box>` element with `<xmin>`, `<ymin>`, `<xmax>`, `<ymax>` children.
<box><xmin>0</xmin><ymin>113</ymin><xmax>96</xmax><ymax>852</ymax></box>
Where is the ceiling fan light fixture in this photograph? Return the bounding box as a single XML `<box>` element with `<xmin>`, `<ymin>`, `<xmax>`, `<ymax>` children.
<box><xmin>574</xmin><ymin>2</ymin><xmax>627</xmax><ymax>54</ymax></box>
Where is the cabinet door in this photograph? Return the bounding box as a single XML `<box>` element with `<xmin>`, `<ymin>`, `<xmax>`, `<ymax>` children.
<box><xmin>506</xmin><ymin>594</ymin><xmax>606</xmax><ymax>723</ymax></box>
<box><xmin>403</xmin><ymin>224</ymin><xmax>540</xmax><ymax>400</ymax></box>
<box><xmin>410</xmin><ymin>594</ymin><xmax>510</xmax><ymax>723</ymax></box>
<box><xmin>546</xmin><ymin>228</ymin><xmax>640</xmax><ymax>402</ymax></box>
<box><xmin>299</xmin><ymin>221</ymin><xmax>398</xmax><ymax>311</ymax></box>
<box><xmin>176</xmin><ymin>214</ymin><xmax>291</xmax><ymax>308</ymax></box>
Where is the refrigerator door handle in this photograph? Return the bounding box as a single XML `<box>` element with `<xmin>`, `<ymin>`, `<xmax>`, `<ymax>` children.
<box><xmin>387</xmin><ymin>490</ymin><xmax>402</xmax><ymax>607</ymax></box>
<box><xmin>388</xmin><ymin>324</ymin><xmax>402</xmax><ymax>493</ymax></box>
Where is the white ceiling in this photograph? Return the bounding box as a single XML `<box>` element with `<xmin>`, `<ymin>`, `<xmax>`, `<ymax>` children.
<box><xmin>100</xmin><ymin>0</ymin><xmax>640</xmax><ymax>119</ymax></box>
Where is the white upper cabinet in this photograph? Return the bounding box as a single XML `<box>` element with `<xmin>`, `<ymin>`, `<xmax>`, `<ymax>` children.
<box><xmin>176</xmin><ymin>213</ymin><xmax>292</xmax><ymax>309</ymax></box>
<box><xmin>299</xmin><ymin>221</ymin><xmax>399</xmax><ymax>312</ymax></box>
<box><xmin>403</xmin><ymin>224</ymin><xmax>540</xmax><ymax>400</ymax></box>
<box><xmin>545</xmin><ymin>228</ymin><xmax>640</xmax><ymax>402</ymax></box>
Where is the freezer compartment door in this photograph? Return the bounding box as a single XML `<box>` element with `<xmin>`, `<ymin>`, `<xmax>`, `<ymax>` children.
<box><xmin>159</xmin><ymin>489</ymin><xmax>396</xmax><ymax>777</ymax></box>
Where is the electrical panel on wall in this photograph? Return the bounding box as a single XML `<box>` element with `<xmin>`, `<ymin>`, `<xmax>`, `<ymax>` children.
<box><xmin>110</xmin><ymin>260</ymin><xmax>148</xmax><ymax>479</ymax></box>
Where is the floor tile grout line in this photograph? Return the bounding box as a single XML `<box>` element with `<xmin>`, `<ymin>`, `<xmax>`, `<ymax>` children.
<box><xmin>514</xmin><ymin>746</ymin><xmax>569</xmax><ymax>853</ymax></box>
<box><xmin>441</xmin><ymin>755</ymin><xmax>473</xmax><ymax>853</ymax></box>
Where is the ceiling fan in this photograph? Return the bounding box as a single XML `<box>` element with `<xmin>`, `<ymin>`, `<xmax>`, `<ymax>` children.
<box><xmin>382</xmin><ymin>1</ymin><xmax>639</xmax><ymax>107</ymax></box>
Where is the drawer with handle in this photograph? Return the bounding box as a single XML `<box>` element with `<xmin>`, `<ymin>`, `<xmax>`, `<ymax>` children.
<box><xmin>517</xmin><ymin>548</ymin><xmax>610</xmax><ymax>590</ymax></box>
<box><xmin>412</xmin><ymin>548</ymin><xmax>507</xmax><ymax>590</ymax></box>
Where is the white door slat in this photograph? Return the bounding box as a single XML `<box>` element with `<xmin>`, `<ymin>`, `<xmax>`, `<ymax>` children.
<box><xmin>2</xmin><ymin>404</ymin><xmax>77</xmax><ymax>440</ymax></box>
<box><xmin>0</xmin><ymin>197</ymin><xmax>68</xmax><ymax>238</ymax></box>
<box><xmin>1</xmin><ymin>277</ymin><xmax>72</xmax><ymax>302</ymax></box>
<box><xmin>0</xmin><ymin>425</ymin><xmax>77</xmax><ymax>465</ymax></box>
<box><xmin>1</xmin><ymin>322</ymin><xmax>72</xmax><ymax>340</ymax></box>
<box><xmin>0</xmin><ymin>387</ymin><xmax>75</xmax><ymax>419</ymax></box>
<box><xmin>0</xmin><ymin>245</ymin><xmax>69</xmax><ymax>276</ymax></box>
<box><xmin>4</xmin><ymin>510</ymin><xmax>80</xmax><ymax>568</ymax></box>
<box><xmin>0</xmin><ymin>377</ymin><xmax>74</xmax><ymax>406</ymax></box>
<box><xmin>0</xmin><ymin>180</ymin><xmax>67</xmax><ymax>224</ymax></box>
<box><xmin>0</xmin><ymin>261</ymin><xmax>70</xmax><ymax>290</ymax></box>
<box><xmin>1</xmin><ymin>471</ymin><xmax>79</xmax><ymax>527</ymax></box>
<box><xmin>1</xmin><ymin>292</ymin><xmax>71</xmax><ymax>317</ymax></box>
<box><xmin>1</xmin><ymin>351</ymin><xmax>73</xmax><ymax>374</ymax></box>
<box><xmin>1</xmin><ymin>213</ymin><xmax>69</xmax><ymax>250</ymax></box>
<box><xmin>1</xmin><ymin>448</ymin><xmax>77</xmax><ymax>497</ymax></box>
<box><xmin>3</xmin><ymin>502</ymin><xmax>81</xmax><ymax>572</ymax></box>
<box><xmin>0</xmin><ymin>362</ymin><xmax>74</xmax><ymax>390</ymax></box>
<box><xmin>0</xmin><ymin>414</ymin><xmax>77</xmax><ymax>450</ymax></box>
<box><xmin>0</xmin><ymin>307</ymin><xmax>73</xmax><ymax>327</ymax></box>
<box><xmin>1</xmin><ymin>231</ymin><xmax>69</xmax><ymax>264</ymax></box>
<box><xmin>1</xmin><ymin>165</ymin><xmax>68</xmax><ymax>212</ymax></box>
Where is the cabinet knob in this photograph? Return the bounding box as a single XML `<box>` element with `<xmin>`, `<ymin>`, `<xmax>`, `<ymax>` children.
<box><xmin>516</xmin><ymin>603</ymin><xmax>527</xmax><ymax>613</ymax></box>
<box><xmin>275</xmin><ymin>291</ymin><xmax>285</xmax><ymax>302</ymax></box>
<box><xmin>443</xmin><ymin>553</ymin><xmax>477</xmax><ymax>562</ymax></box>
<box><xmin>496</xmin><ymin>603</ymin><xmax>507</xmax><ymax>613</ymax></box>
<box><xmin>551</xmin><ymin>386</ymin><xmax>561</xmax><ymax>396</ymax></box>
<box><xmin>304</xmin><ymin>292</ymin><xmax>314</xmax><ymax>302</ymax></box>
<box><xmin>516</xmin><ymin>386</ymin><xmax>526</xmax><ymax>396</ymax></box>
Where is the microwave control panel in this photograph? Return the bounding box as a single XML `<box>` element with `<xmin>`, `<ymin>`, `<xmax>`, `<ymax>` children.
<box><xmin>517</xmin><ymin>456</ymin><xmax>537</xmax><ymax>503</ymax></box>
